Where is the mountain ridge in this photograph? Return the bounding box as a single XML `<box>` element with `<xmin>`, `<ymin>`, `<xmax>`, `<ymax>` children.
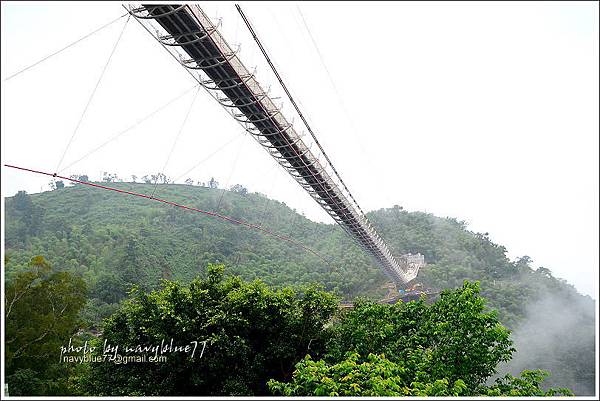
<box><xmin>4</xmin><ymin>181</ymin><xmax>596</xmax><ymax>394</ymax></box>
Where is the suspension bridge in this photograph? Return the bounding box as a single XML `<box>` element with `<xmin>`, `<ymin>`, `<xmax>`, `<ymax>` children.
<box><xmin>5</xmin><ymin>3</ymin><xmax>424</xmax><ymax>286</ymax></box>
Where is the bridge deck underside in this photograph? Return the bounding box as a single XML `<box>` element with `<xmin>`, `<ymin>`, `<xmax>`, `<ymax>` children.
<box><xmin>139</xmin><ymin>4</ymin><xmax>414</xmax><ymax>283</ymax></box>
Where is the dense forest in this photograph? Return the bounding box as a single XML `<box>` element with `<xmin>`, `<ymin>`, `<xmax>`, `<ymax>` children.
<box><xmin>4</xmin><ymin>180</ymin><xmax>596</xmax><ymax>395</ymax></box>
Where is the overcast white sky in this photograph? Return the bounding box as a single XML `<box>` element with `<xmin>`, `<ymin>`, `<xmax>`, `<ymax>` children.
<box><xmin>2</xmin><ymin>1</ymin><xmax>598</xmax><ymax>297</ymax></box>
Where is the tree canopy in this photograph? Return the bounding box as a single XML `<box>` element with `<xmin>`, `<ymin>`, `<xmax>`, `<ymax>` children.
<box><xmin>5</xmin><ymin>256</ymin><xmax>87</xmax><ymax>395</ymax></box>
<box><xmin>269</xmin><ymin>282</ymin><xmax>571</xmax><ymax>397</ymax></box>
<box><xmin>4</xmin><ymin>183</ymin><xmax>595</xmax><ymax>395</ymax></box>
<box><xmin>78</xmin><ymin>264</ymin><xmax>338</xmax><ymax>396</ymax></box>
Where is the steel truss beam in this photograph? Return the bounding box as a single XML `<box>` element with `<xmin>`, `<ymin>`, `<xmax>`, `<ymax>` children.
<box><xmin>127</xmin><ymin>3</ymin><xmax>420</xmax><ymax>284</ymax></box>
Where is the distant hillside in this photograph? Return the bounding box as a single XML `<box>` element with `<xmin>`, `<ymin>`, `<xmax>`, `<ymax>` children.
<box><xmin>4</xmin><ymin>181</ymin><xmax>596</xmax><ymax>395</ymax></box>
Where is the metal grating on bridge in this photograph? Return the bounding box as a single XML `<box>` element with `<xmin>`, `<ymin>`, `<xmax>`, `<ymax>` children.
<box><xmin>128</xmin><ymin>4</ymin><xmax>420</xmax><ymax>284</ymax></box>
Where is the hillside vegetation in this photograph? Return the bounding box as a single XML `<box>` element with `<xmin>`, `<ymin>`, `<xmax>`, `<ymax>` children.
<box><xmin>4</xmin><ymin>181</ymin><xmax>596</xmax><ymax>395</ymax></box>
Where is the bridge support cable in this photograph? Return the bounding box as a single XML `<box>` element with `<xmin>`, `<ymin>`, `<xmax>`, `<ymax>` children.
<box><xmin>215</xmin><ymin>138</ymin><xmax>245</xmax><ymax>212</ymax></box>
<box><xmin>173</xmin><ymin>134</ymin><xmax>243</xmax><ymax>183</ymax></box>
<box><xmin>296</xmin><ymin>6</ymin><xmax>410</xmax><ymax>238</ymax></box>
<box><xmin>126</xmin><ymin>4</ymin><xmax>420</xmax><ymax>284</ymax></box>
<box><xmin>150</xmin><ymin>86</ymin><xmax>200</xmax><ymax>199</ymax></box>
<box><xmin>3</xmin><ymin>12</ymin><xmax>129</xmax><ymax>82</ymax></box>
<box><xmin>235</xmin><ymin>4</ymin><xmax>367</xmax><ymax>218</ymax></box>
<box><xmin>59</xmin><ymin>84</ymin><xmax>199</xmax><ymax>174</ymax></box>
<box><xmin>5</xmin><ymin>163</ymin><xmax>329</xmax><ymax>263</ymax></box>
<box><xmin>54</xmin><ymin>14</ymin><xmax>131</xmax><ymax>175</ymax></box>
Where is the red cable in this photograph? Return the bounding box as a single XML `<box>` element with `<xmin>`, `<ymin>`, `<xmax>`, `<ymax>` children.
<box><xmin>5</xmin><ymin>164</ymin><xmax>327</xmax><ymax>262</ymax></box>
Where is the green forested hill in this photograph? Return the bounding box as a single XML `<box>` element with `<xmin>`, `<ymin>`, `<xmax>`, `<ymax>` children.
<box><xmin>4</xmin><ymin>181</ymin><xmax>596</xmax><ymax>395</ymax></box>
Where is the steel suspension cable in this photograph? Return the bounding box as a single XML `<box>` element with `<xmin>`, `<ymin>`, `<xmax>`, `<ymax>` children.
<box><xmin>296</xmin><ymin>6</ymin><xmax>405</xmax><ymax>227</ymax></box>
<box><xmin>215</xmin><ymin>138</ymin><xmax>246</xmax><ymax>212</ymax></box>
<box><xmin>5</xmin><ymin>163</ymin><xmax>329</xmax><ymax>263</ymax></box>
<box><xmin>54</xmin><ymin>14</ymin><xmax>131</xmax><ymax>175</ymax></box>
<box><xmin>3</xmin><ymin>12</ymin><xmax>128</xmax><ymax>82</ymax></box>
<box><xmin>173</xmin><ymin>134</ymin><xmax>243</xmax><ymax>183</ymax></box>
<box><xmin>150</xmin><ymin>86</ymin><xmax>200</xmax><ymax>199</ymax></box>
<box><xmin>59</xmin><ymin>84</ymin><xmax>199</xmax><ymax>174</ymax></box>
<box><xmin>235</xmin><ymin>4</ymin><xmax>367</xmax><ymax>217</ymax></box>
